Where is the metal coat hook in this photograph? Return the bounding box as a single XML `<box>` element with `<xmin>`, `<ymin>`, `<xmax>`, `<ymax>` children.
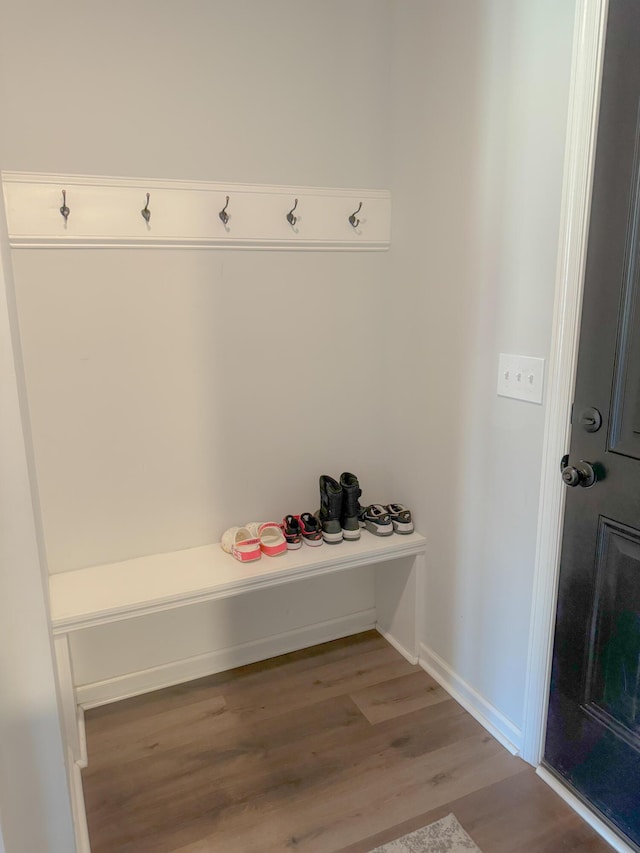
<box><xmin>349</xmin><ymin>202</ymin><xmax>363</xmax><ymax>228</ymax></box>
<box><xmin>219</xmin><ymin>195</ymin><xmax>230</xmax><ymax>225</ymax></box>
<box><xmin>141</xmin><ymin>193</ymin><xmax>151</xmax><ymax>224</ymax></box>
<box><xmin>286</xmin><ymin>198</ymin><xmax>299</xmax><ymax>227</ymax></box>
<box><xmin>59</xmin><ymin>190</ymin><xmax>70</xmax><ymax>222</ymax></box>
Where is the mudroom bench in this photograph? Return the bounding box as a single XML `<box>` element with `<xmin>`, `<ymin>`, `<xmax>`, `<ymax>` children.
<box><xmin>49</xmin><ymin>529</ymin><xmax>426</xmax><ymax>845</ymax></box>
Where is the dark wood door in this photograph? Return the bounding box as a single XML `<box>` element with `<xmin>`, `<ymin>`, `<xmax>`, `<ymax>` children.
<box><xmin>544</xmin><ymin>1</ymin><xmax>640</xmax><ymax>847</ymax></box>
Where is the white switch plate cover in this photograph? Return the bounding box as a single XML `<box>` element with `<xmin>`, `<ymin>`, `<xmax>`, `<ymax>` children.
<box><xmin>497</xmin><ymin>353</ymin><xmax>545</xmax><ymax>404</ymax></box>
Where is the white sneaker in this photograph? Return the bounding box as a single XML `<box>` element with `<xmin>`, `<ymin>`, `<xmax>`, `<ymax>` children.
<box><xmin>385</xmin><ymin>504</ymin><xmax>414</xmax><ymax>535</ymax></box>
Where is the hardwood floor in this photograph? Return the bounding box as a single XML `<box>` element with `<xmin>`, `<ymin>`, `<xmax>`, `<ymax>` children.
<box><xmin>82</xmin><ymin>631</ymin><xmax>612</xmax><ymax>852</ymax></box>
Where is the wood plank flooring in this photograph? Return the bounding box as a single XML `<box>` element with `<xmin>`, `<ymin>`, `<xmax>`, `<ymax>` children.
<box><xmin>82</xmin><ymin>631</ymin><xmax>613</xmax><ymax>852</ymax></box>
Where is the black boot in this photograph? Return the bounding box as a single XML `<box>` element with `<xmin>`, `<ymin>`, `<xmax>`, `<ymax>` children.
<box><xmin>339</xmin><ymin>472</ymin><xmax>362</xmax><ymax>540</ymax></box>
<box><xmin>316</xmin><ymin>475</ymin><xmax>343</xmax><ymax>543</ymax></box>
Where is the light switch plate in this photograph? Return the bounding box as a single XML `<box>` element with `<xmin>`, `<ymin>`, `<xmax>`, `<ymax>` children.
<box><xmin>497</xmin><ymin>353</ymin><xmax>545</xmax><ymax>404</ymax></box>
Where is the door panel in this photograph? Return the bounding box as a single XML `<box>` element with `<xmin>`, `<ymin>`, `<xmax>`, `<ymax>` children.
<box><xmin>586</xmin><ymin>518</ymin><xmax>640</xmax><ymax>741</ymax></box>
<box><xmin>610</xmin><ymin>101</ymin><xmax>640</xmax><ymax>459</ymax></box>
<box><xmin>545</xmin><ymin>1</ymin><xmax>640</xmax><ymax>847</ymax></box>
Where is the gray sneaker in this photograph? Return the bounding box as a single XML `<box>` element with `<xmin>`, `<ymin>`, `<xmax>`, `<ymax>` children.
<box><xmin>359</xmin><ymin>504</ymin><xmax>394</xmax><ymax>536</ymax></box>
<box><xmin>385</xmin><ymin>504</ymin><xmax>414</xmax><ymax>535</ymax></box>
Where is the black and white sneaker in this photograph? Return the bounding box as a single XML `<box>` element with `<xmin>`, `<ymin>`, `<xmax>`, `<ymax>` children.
<box><xmin>385</xmin><ymin>504</ymin><xmax>414</xmax><ymax>535</ymax></box>
<box><xmin>282</xmin><ymin>515</ymin><xmax>303</xmax><ymax>549</ymax></box>
<box><xmin>298</xmin><ymin>512</ymin><xmax>324</xmax><ymax>546</ymax></box>
<box><xmin>359</xmin><ymin>504</ymin><xmax>394</xmax><ymax>536</ymax></box>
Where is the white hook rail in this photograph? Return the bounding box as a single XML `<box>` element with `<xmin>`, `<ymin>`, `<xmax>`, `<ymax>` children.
<box><xmin>1</xmin><ymin>172</ymin><xmax>391</xmax><ymax>251</ymax></box>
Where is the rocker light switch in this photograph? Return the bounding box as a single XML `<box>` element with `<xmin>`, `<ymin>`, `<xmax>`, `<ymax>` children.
<box><xmin>497</xmin><ymin>353</ymin><xmax>545</xmax><ymax>404</ymax></box>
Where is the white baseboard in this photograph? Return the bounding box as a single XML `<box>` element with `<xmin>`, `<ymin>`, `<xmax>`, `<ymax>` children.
<box><xmin>376</xmin><ymin>626</ymin><xmax>418</xmax><ymax>665</ymax></box>
<box><xmin>536</xmin><ymin>766</ymin><xmax>636</xmax><ymax>853</ymax></box>
<box><xmin>77</xmin><ymin>608</ymin><xmax>376</xmax><ymax>708</ymax></box>
<box><xmin>67</xmin><ymin>749</ymin><xmax>90</xmax><ymax>853</ymax></box>
<box><xmin>418</xmin><ymin>643</ymin><xmax>522</xmax><ymax>756</ymax></box>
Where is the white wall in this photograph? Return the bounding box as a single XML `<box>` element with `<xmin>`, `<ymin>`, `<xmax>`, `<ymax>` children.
<box><xmin>2</xmin><ymin>0</ymin><xmax>393</xmax><ymax>574</ymax></box>
<box><xmin>1</xmin><ymin>0</ymin><xmax>579</xmax><ymax>750</ymax></box>
<box><xmin>13</xmin><ymin>249</ymin><xmax>392</xmax><ymax>573</ymax></box>
<box><xmin>387</xmin><ymin>0</ymin><xmax>576</xmax><ymax>736</ymax></box>
<box><xmin>0</xmin><ymin>0</ymin><xmax>391</xmax><ymax>188</ymax></box>
<box><xmin>0</xmin><ymin>173</ymin><xmax>76</xmax><ymax>850</ymax></box>
<box><xmin>0</xmin><ymin>1</ymin><xmax>393</xmax><ymax>693</ymax></box>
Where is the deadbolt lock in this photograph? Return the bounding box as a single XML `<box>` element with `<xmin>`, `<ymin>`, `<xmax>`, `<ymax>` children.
<box><xmin>578</xmin><ymin>407</ymin><xmax>602</xmax><ymax>433</ymax></box>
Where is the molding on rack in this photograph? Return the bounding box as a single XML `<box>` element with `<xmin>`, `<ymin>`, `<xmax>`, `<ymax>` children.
<box><xmin>1</xmin><ymin>171</ymin><xmax>391</xmax><ymax>251</ymax></box>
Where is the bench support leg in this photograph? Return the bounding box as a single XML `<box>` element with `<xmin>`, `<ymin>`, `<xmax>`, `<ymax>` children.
<box><xmin>54</xmin><ymin>634</ymin><xmax>91</xmax><ymax>851</ymax></box>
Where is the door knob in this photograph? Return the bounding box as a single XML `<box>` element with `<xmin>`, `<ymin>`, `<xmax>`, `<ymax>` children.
<box><xmin>560</xmin><ymin>455</ymin><xmax>597</xmax><ymax>488</ymax></box>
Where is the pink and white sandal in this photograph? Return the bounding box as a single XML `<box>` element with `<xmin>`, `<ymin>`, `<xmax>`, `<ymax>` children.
<box><xmin>245</xmin><ymin>521</ymin><xmax>287</xmax><ymax>557</ymax></box>
<box><xmin>220</xmin><ymin>527</ymin><xmax>261</xmax><ymax>562</ymax></box>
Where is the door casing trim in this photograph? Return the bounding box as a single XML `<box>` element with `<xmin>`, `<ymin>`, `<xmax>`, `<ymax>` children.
<box><xmin>521</xmin><ymin>0</ymin><xmax>609</xmax><ymax>766</ymax></box>
<box><xmin>537</xmin><ymin>767</ymin><xmax>637</xmax><ymax>853</ymax></box>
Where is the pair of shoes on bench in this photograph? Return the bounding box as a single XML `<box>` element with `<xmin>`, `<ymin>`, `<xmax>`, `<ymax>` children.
<box><xmin>316</xmin><ymin>472</ymin><xmax>362</xmax><ymax>544</ymax></box>
<box><xmin>281</xmin><ymin>514</ymin><xmax>323</xmax><ymax>549</ymax></box>
<box><xmin>358</xmin><ymin>503</ymin><xmax>414</xmax><ymax>536</ymax></box>
<box><xmin>221</xmin><ymin>522</ymin><xmax>287</xmax><ymax>562</ymax></box>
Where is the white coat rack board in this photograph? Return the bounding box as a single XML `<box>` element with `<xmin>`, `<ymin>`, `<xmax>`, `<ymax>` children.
<box><xmin>1</xmin><ymin>172</ymin><xmax>391</xmax><ymax>250</ymax></box>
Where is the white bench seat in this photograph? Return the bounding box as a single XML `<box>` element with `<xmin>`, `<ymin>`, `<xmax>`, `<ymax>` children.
<box><xmin>49</xmin><ymin>530</ymin><xmax>426</xmax><ymax>635</ymax></box>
